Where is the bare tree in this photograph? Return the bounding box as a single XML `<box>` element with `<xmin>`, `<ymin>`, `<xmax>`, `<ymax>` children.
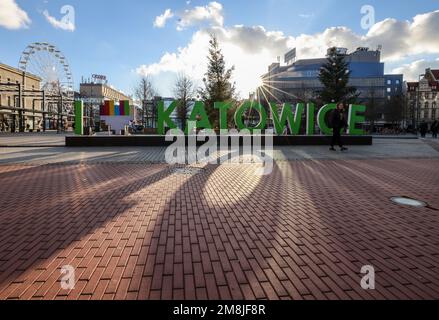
<box><xmin>364</xmin><ymin>87</ymin><xmax>382</xmax><ymax>134</ymax></box>
<box><xmin>134</xmin><ymin>76</ymin><xmax>156</xmax><ymax>127</ymax></box>
<box><xmin>173</xmin><ymin>73</ymin><xmax>195</xmax><ymax>130</ymax></box>
<box><xmin>384</xmin><ymin>94</ymin><xmax>404</xmax><ymax>126</ymax></box>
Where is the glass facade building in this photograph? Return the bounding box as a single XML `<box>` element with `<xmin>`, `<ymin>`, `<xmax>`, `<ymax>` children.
<box><xmin>261</xmin><ymin>47</ymin><xmax>403</xmax><ymax>105</ymax></box>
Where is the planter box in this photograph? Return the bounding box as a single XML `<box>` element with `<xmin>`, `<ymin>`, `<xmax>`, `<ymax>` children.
<box><xmin>66</xmin><ymin>135</ymin><xmax>373</xmax><ymax>147</ymax></box>
<box><xmin>143</xmin><ymin>128</ymin><xmax>158</xmax><ymax>135</ymax></box>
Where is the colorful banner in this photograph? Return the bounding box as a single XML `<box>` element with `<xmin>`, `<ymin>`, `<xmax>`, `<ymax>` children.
<box><xmin>100</xmin><ymin>100</ymin><xmax>130</xmax><ymax>116</ymax></box>
<box><xmin>121</xmin><ymin>100</ymin><xmax>130</xmax><ymax>116</ymax></box>
<box><xmin>109</xmin><ymin>100</ymin><xmax>115</xmax><ymax>116</ymax></box>
<box><xmin>125</xmin><ymin>103</ymin><xmax>130</xmax><ymax>116</ymax></box>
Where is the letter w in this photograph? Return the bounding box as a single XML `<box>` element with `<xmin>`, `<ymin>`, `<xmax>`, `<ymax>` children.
<box><xmin>270</xmin><ymin>103</ymin><xmax>304</xmax><ymax>135</ymax></box>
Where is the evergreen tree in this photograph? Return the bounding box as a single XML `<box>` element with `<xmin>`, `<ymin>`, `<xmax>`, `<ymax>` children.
<box><xmin>318</xmin><ymin>47</ymin><xmax>358</xmax><ymax>104</ymax></box>
<box><xmin>199</xmin><ymin>34</ymin><xmax>236</xmax><ymax>127</ymax></box>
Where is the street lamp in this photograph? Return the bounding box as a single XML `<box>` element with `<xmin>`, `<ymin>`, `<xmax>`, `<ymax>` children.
<box><xmin>416</xmin><ymin>74</ymin><xmax>425</xmax><ymax>132</ymax></box>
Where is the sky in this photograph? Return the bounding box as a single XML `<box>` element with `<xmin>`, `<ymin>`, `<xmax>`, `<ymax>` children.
<box><xmin>0</xmin><ymin>0</ymin><xmax>439</xmax><ymax>99</ymax></box>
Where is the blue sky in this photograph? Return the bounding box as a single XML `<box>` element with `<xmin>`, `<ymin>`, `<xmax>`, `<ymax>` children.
<box><xmin>1</xmin><ymin>0</ymin><xmax>438</xmax><ymax>97</ymax></box>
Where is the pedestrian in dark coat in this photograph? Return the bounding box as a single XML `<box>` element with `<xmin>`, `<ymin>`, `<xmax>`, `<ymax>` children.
<box><xmin>330</xmin><ymin>102</ymin><xmax>349</xmax><ymax>151</ymax></box>
<box><xmin>431</xmin><ymin>120</ymin><xmax>439</xmax><ymax>139</ymax></box>
<box><xmin>420</xmin><ymin>121</ymin><xmax>428</xmax><ymax>138</ymax></box>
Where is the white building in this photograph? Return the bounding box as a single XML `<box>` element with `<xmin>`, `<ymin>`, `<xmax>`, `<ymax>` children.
<box><xmin>406</xmin><ymin>68</ymin><xmax>439</xmax><ymax>127</ymax></box>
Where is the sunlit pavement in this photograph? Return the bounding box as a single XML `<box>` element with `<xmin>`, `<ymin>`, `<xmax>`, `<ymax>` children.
<box><xmin>0</xmin><ymin>140</ymin><xmax>438</xmax><ymax>300</ymax></box>
<box><xmin>0</xmin><ymin>132</ymin><xmax>70</xmax><ymax>147</ymax></box>
<box><xmin>0</xmin><ymin>139</ymin><xmax>438</xmax><ymax>165</ymax></box>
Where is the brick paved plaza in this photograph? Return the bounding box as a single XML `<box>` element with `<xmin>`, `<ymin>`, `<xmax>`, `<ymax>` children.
<box><xmin>0</xmin><ymin>137</ymin><xmax>439</xmax><ymax>300</ymax></box>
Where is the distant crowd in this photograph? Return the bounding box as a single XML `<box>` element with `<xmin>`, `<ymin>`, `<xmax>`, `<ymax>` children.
<box><xmin>365</xmin><ymin>121</ymin><xmax>439</xmax><ymax>138</ymax></box>
<box><xmin>419</xmin><ymin>120</ymin><xmax>439</xmax><ymax>138</ymax></box>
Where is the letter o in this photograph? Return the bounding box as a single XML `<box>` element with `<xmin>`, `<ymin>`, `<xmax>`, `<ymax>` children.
<box><xmin>234</xmin><ymin>102</ymin><xmax>267</xmax><ymax>131</ymax></box>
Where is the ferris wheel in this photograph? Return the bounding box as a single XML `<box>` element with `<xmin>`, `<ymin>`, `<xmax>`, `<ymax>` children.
<box><xmin>18</xmin><ymin>42</ymin><xmax>74</xmax><ymax>113</ymax></box>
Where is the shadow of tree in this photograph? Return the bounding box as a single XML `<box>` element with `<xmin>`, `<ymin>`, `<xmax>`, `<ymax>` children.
<box><xmin>0</xmin><ymin>163</ymin><xmax>173</xmax><ymax>295</ymax></box>
<box><xmin>137</xmin><ymin>160</ymin><xmax>291</xmax><ymax>300</ymax></box>
<box><xmin>1</xmin><ymin>157</ymin><xmax>438</xmax><ymax>300</ymax></box>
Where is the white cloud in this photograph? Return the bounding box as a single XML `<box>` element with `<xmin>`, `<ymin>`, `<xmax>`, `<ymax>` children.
<box><xmin>177</xmin><ymin>1</ymin><xmax>224</xmax><ymax>31</ymax></box>
<box><xmin>137</xmin><ymin>25</ymin><xmax>292</xmax><ymax>97</ymax></box>
<box><xmin>153</xmin><ymin>2</ymin><xmax>223</xmax><ymax>31</ymax></box>
<box><xmin>141</xmin><ymin>7</ymin><xmax>439</xmax><ymax>97</ymax></box>
<box><xmin>154</xmin><ymin>9</ymin><xmax>174</xmax><ymax>28</ymax></box>
<box><xmin>0</xmin><ymin>0</ymin><xmax>31</xmax><ymax>30</ymax></box>
<box><xmin>43</xmin><ymin>9</ymin><xmax>75</xmax><ymax>32</ymax></box>
<box><xmin>272</xmin><ymin>10</ymin><xmax>439</xmax><ymax>62</ymax></box>
<box><xmin>391</xmin><ymin>59</ymin><xmax>439</xmax><ymax>81</ymax></box>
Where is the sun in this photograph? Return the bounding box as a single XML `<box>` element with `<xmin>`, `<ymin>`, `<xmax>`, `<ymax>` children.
<box><xmin>255</xmin><ymin>75</ymin><xmax>264</xmax><ymax>89</ymax></box>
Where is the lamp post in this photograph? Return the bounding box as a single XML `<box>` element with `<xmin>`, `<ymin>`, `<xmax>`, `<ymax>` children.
<box><xmin>416</xmin><ymin>74</ymin><xmax>425</xmax><ymax>132</ymax></box>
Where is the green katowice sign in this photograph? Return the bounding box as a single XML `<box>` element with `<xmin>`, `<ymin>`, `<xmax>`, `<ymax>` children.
<box><xmin>74</xmin><ymin>100</ymin><xmax>84</xmax><ymax>135</ymax></box>
<box><xmin>158</xmin><ymin>101</ymin><xmax>366</xmax><ymax>136</ymax></box>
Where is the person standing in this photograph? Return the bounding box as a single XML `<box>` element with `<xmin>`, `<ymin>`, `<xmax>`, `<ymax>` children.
<box><xmin>330</xmin><ymin>102</ymin><xmax>348</xmax><ymax>152</ymax></box>
<box><xmin>431</xmin><ymin>120</ymin><xmax>439</xmax><ymax>139</ymax></box>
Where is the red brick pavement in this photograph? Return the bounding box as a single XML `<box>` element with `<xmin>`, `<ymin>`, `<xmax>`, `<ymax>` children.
<box><xmin>0</xmin><ymin>159</ymin><xmax>438</xmax><ymax>300</ymax></box>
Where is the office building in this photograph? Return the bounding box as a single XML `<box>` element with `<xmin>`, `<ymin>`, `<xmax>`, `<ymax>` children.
<box><xmin>261</xmin><ymin>47</ymin><xmax>404</xmax><ymax>125</ymax></box>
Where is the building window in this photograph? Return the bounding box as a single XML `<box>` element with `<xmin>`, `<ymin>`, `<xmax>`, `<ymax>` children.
<box><xmin>8</xmin><ymin>96</ymin><xmax>11</xmax><ymax>106</ymax></box>
<box><xmin>387</xmin><ymin>88</ymin><xmax>391</xmax><ymax>93</ymax></box>
<box><xmin>433</xmin><ymin>109</ymin><xmax>437</xmax><ymax>120</ymax></box>
<box><xmin>396</xmin><ymin>80</ymin><xmax>400</xmax><ymax>85</ymax></box>
<box><xmin>387</xmin><ymin>80</ymin><xmax>392</xmax><ymax>85</ymax></box>
<box><xmin>425</xmin><ymin>102</ymin><xmax>429</xmax><ymax>109</ymax></box>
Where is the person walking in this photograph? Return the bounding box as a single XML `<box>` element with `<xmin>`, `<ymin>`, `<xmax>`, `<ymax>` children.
<box><xmin>330</xmin><ymin>102</ymin><xmax>348</xmax><ymax>152</ymax></box>
<box><xmin>431</xmin><ymin>120</ymin><xmax>439</xmax><ymax>139</ymax></box>
<box><xmin>420</xmin><ymin>121</ymin><xmax>428</xmax><ymax>138</ymax></box>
